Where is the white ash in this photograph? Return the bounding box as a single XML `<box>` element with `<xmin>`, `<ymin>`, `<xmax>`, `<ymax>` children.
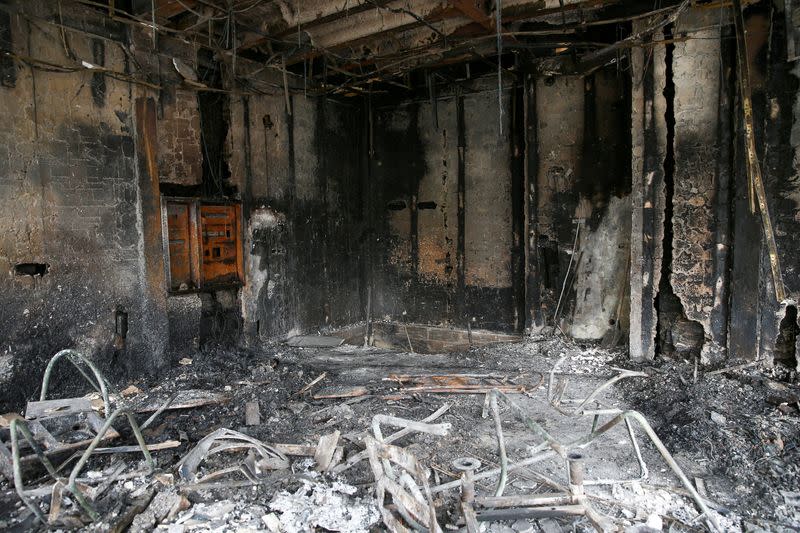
<box><xmin>268</xmin><ymin>477</ymin><xmax>379</xmax><ymax>533</ymax></box>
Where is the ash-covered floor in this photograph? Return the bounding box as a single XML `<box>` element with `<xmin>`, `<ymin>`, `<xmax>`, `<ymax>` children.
<box><xmin>1</xmin><ymin>336</ymin><xmax>799</xmax><ymax>532</ymax></box>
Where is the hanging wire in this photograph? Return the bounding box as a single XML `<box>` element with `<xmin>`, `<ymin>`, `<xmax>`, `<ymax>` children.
<box><xmin>496</xmin><ymin>0</ymin><xmax>503</xmax><ymax>137</ymax></box>
<box><xmin>230</xmin><ymin>1</ymin><xmax>237</xmax><ymax>80</ymax></box>
<box><xmin>150</xmin><ymin>0</ymin><xmax>156</xmax><ymax>49</ymax></box>
<box><xmin>174</xmin><ymin>0</ymin><xmax>227</xmax><ymax>20</ymax></box>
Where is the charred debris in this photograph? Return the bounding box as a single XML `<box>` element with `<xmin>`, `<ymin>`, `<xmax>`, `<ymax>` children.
<box><xmin>2</xmin><ymin>0</ymin><xmax>800</xmax><ymax>532</ymax></box>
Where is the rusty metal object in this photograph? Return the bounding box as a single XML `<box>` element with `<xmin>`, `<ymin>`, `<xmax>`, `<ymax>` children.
<box><xmin>198</xmin><ymin>204</ymin><xmax>244</xmax><ymax>286</ymax></box>
<box><xmin>163</xmin><ymin>199</ymin><xmax>244</xmax><ymax>290</ymax></box>
<box><xmin>385</xmin><ymin>372</ymin><xmax>543</xmax><ymax>395</ymax></box>
<box><xmin>165</xmin><ymin>201</ymin><xmax>194</xmax><ymax>290</ymax></box>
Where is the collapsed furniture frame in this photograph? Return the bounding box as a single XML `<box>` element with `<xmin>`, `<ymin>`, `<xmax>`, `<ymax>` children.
<box><xmin>176</xmin><ymin>428</ymin><xmax>289</xmax><ymax>483</ymax></box>
<box><xmin>460</xmin><ymin>447</ymin><xmax>611</xmax><ymax>531</ymax></box>
<box><xmin>420</xmin><ymin>358</ymin><xmax>720</xmax><ymax>532</ymax></box>
<box><xmin>365</xmin><ymin>409</ymin><xmax>452</xmax><ymax>532</ymax></box>
<box><xmin>547</xmin><ymin>356</ymin><xmax>650</xmax><ymax>485</ymax></box>
<box><xmin>4</xmin><ymin>349</ymin><xmax>155</xmax><ymax>524</ymax></box>
<box><xmin>366</xmin><ymin>436</ymin><xmax>443</xmax><ymax>533</ymax></box>
<box><xmin>476</xmin><ymin>388</ymin><xmax>720</xmax><ymax>532</ymax></box>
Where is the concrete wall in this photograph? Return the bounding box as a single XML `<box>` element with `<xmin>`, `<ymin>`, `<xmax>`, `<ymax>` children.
<box><xmin>535</xmin><ymin>76</ymin><xmax>584</xmax><ymax>244</ymax></box>
<box><xmin>533</xmin><ymin>70</ymin><xmax>631</xmax><ymax>340</ymax></box>
<box><xmin>629</xmin><ymin>25</ymin><xmax>668</xmax><ymax>361</ymax></box>
<box><xmin>671</xmin><ymin>18</ymin><xmax>722</xmax><ymax>361</ymax></box>
<box><xmin>157</xmin><ymin>88</ymin><xmax>203</xmax><ymax>186</ymax></box>
<box><xmin>370</xmin><ymin>79</ymin><xmax>520</xmax><ymax>332</ymax></box>
<box><xmin>231</xmin><ymin>92</ymin><xmax>364</xmax><ymax>341</ymax></box>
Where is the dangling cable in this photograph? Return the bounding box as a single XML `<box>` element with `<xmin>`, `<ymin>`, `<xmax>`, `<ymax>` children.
<box><xmin>496</xmin><ymin>0</ymin><xmax>503</xmax><ymax>137</ymax></box>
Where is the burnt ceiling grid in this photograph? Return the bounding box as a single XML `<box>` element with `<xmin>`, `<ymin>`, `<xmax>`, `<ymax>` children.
<box><xmin>47</xmin><ymin>0</ymin><xmax>714</xmax><ymax>97</ymax></box>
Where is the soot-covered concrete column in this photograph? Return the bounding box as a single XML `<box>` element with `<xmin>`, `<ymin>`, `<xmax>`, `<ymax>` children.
<box><xmin>134</xmin><ymin>97</ymin><xmax>170</xmax><ymax>370</ymax></box>
<box><xmin>671</xmin><ymin>12</ymin><xmax>723</xmax><ymax>363</ymax></box>
<box><xmin>629</xmin><ymin>28</ymin><xmax>667</xmax><ymax>361</ymax></box>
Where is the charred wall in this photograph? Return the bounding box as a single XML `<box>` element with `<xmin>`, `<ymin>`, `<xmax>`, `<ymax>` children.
<box><xmin>533</xmin><ymin>69</ymin><xmax>631</xmax><ymax>340</ymax></box>
<box><xmin>667</xmin><ymin>13</ymin><xmax>725</xmax><ymax>363</ymax></box>
<box><xmin>0</xmin><ymin>1</ymin><xmax>168</xmax><ymax>410</ymax></box>
<box><xmin>671</xmin><ymin>20</ymin><xmax>720</xmax><ymax>347</ymax></box>
<box><xmin>232</xmin><ymin>93</ymin><xmax>364</xmax><ymax>341</ymax></box>
<box><xmin>629</xmin><ymin>10</ymin><xmax>730</xmax><ymax>362</ymax></box>
<box><xmin>368</xmin><ymin>68</ymin><xmax>631</xmax><ymax>339</ymax></box>
<box><xmin>369</xmin><ymin>78</ymin><xmax>520</xmax><ymax>332</ymax></box>
<box><xmin>0</xmin><ymin>0</ymin><xmax>367</xmax><ymax>410</ymax></box>
<box><xmin>753</xmin><ymin>1</ymin><xmax>800</xmax><ymax>366</ymax></box>
<box><xmin>664</xmin><ymin>2</ymin><xmax>800</xmax><ymax>366</ymax></box>
<box><xmin>627</xmin><ymin>3</ymin><xmax>800</xmax><ymax>365</ymax></box>
<box><xmin>629</xmin><ymin>25</ymin><xmax>668</xmax><ymax>361</ymax></box>
<box><xmin>157</xmin><ymin>87</ymin><xmax>203</xmax><ymax>186</ymax></box>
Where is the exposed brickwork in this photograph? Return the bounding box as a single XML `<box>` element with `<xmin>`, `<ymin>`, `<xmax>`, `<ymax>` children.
<box><xmin>0</xmin><ymin>2</ymin><xmax>166</xmax><ymax>409</ymax></box>
<box><xmin>158</xmin><ymin>87</ymin><xmax>203</xmax><ymax>185</ymax></box>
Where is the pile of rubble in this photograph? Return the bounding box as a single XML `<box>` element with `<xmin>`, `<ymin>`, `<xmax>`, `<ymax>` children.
<box><xmin>0</xmin><ymin>338</ymin><xmax>796</xmax><ymax>531</ymax></box>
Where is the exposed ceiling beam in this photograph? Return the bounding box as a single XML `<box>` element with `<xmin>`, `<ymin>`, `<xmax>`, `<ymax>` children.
<box><xmin>304</xmin><ymin>0</ymin><xmax>450</xmax><ymax>49</ymax></box>
<box><xmin>298</xmin><ymin>0</ymin><xmax>580</xmax><ymax>53</ymax></box>
<box><xmin>237</xmin><ymin>0</ymin><xmax>396</xmax><ymax>52</ymax></box>
<box><xmin>502</xmin><ymin>0</ymin><xmax>619</xmax><ymax>23</ymax></box>
<box><xmin>277</xmin><ymin>0</ymin><xmax>372</xmax><ymax>28</ymax></box>
<box><xmin>152</xmin><ymin>0</ymin><xmax>199</xmax><ymax>19</ymax></box>
<box><xmin>449</xmin><ymin>0</ymin><xmax>494</xmax><ymax>31</ymax></box>
<box><xmin>315</xmin><ymin>15</ymin><xmax>472</xmax><ymax>73</ymax></box>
